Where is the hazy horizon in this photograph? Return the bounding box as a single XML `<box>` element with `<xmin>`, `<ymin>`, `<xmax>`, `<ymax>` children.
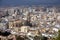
<box><xmin>0</xmin><ymin>0</ymin><xmax>60</xmax><ymax>7</ymax></box>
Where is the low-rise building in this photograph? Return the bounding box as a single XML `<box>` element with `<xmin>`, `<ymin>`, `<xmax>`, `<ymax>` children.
<box><xmin>9</xmin><ymin>19</ymin><xmax>22</xmax><ymax>29</ymax></box>
<box><xmin>20</xmin><ymin>26</ymin><xmax>29</xmax><ymax>33</ymax></box>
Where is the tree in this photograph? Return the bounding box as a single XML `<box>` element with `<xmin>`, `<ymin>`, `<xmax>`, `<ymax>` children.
<box><xmin>34</xmin><ymin>36</ymin><xmax>40</xmax><ymax>40</ymax></box>
<box><xmin>55</xmin><ymin>30</ymin><xmax>60</xmax><ymax>40</ymax></box>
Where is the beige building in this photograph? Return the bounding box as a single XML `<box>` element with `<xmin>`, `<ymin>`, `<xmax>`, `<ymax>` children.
<box><xmin>9</xmin><ymin>19</ymin><xmax>22</xmax><ymax>32</ymax></box>
<box><xmin>28</xmin><ymin>28</ymin><xmax>40</xmax><ymax>36</ymax></box>
<box><xmin>0</xmin><ymin>34</ymin><xmax>16</xmax><ymax>40</ymax></box>
<box><xmin>20</xmin><ymin>26</ymin><xmax>29</xmax><ymax>33</ymax></box>
<box><xmin>9</xmin><ymin>19</ymin><xmax>22</xmax><ymax>28</ymax></box>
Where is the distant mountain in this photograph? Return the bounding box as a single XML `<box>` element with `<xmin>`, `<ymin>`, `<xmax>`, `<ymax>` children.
<box><xmin>0</xmin><ymin>0</ymin><xmax>60</xmax><ymax>7</ymax></box>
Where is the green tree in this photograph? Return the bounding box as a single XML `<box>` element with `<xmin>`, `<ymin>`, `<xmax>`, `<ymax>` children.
<box><xmin>34</xmin><ymin>36</ymin><xmax>41</xmax><ymax>40</ymax></box>
<box><xmin>41</xmin><ymin>36</ymin><xmax>48</xmax><ymax>40</ymax></box>
<box><xmin>55</xmin><ymin>30</ymin><xmax>60</xmax><ymax>40</ymax></box>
